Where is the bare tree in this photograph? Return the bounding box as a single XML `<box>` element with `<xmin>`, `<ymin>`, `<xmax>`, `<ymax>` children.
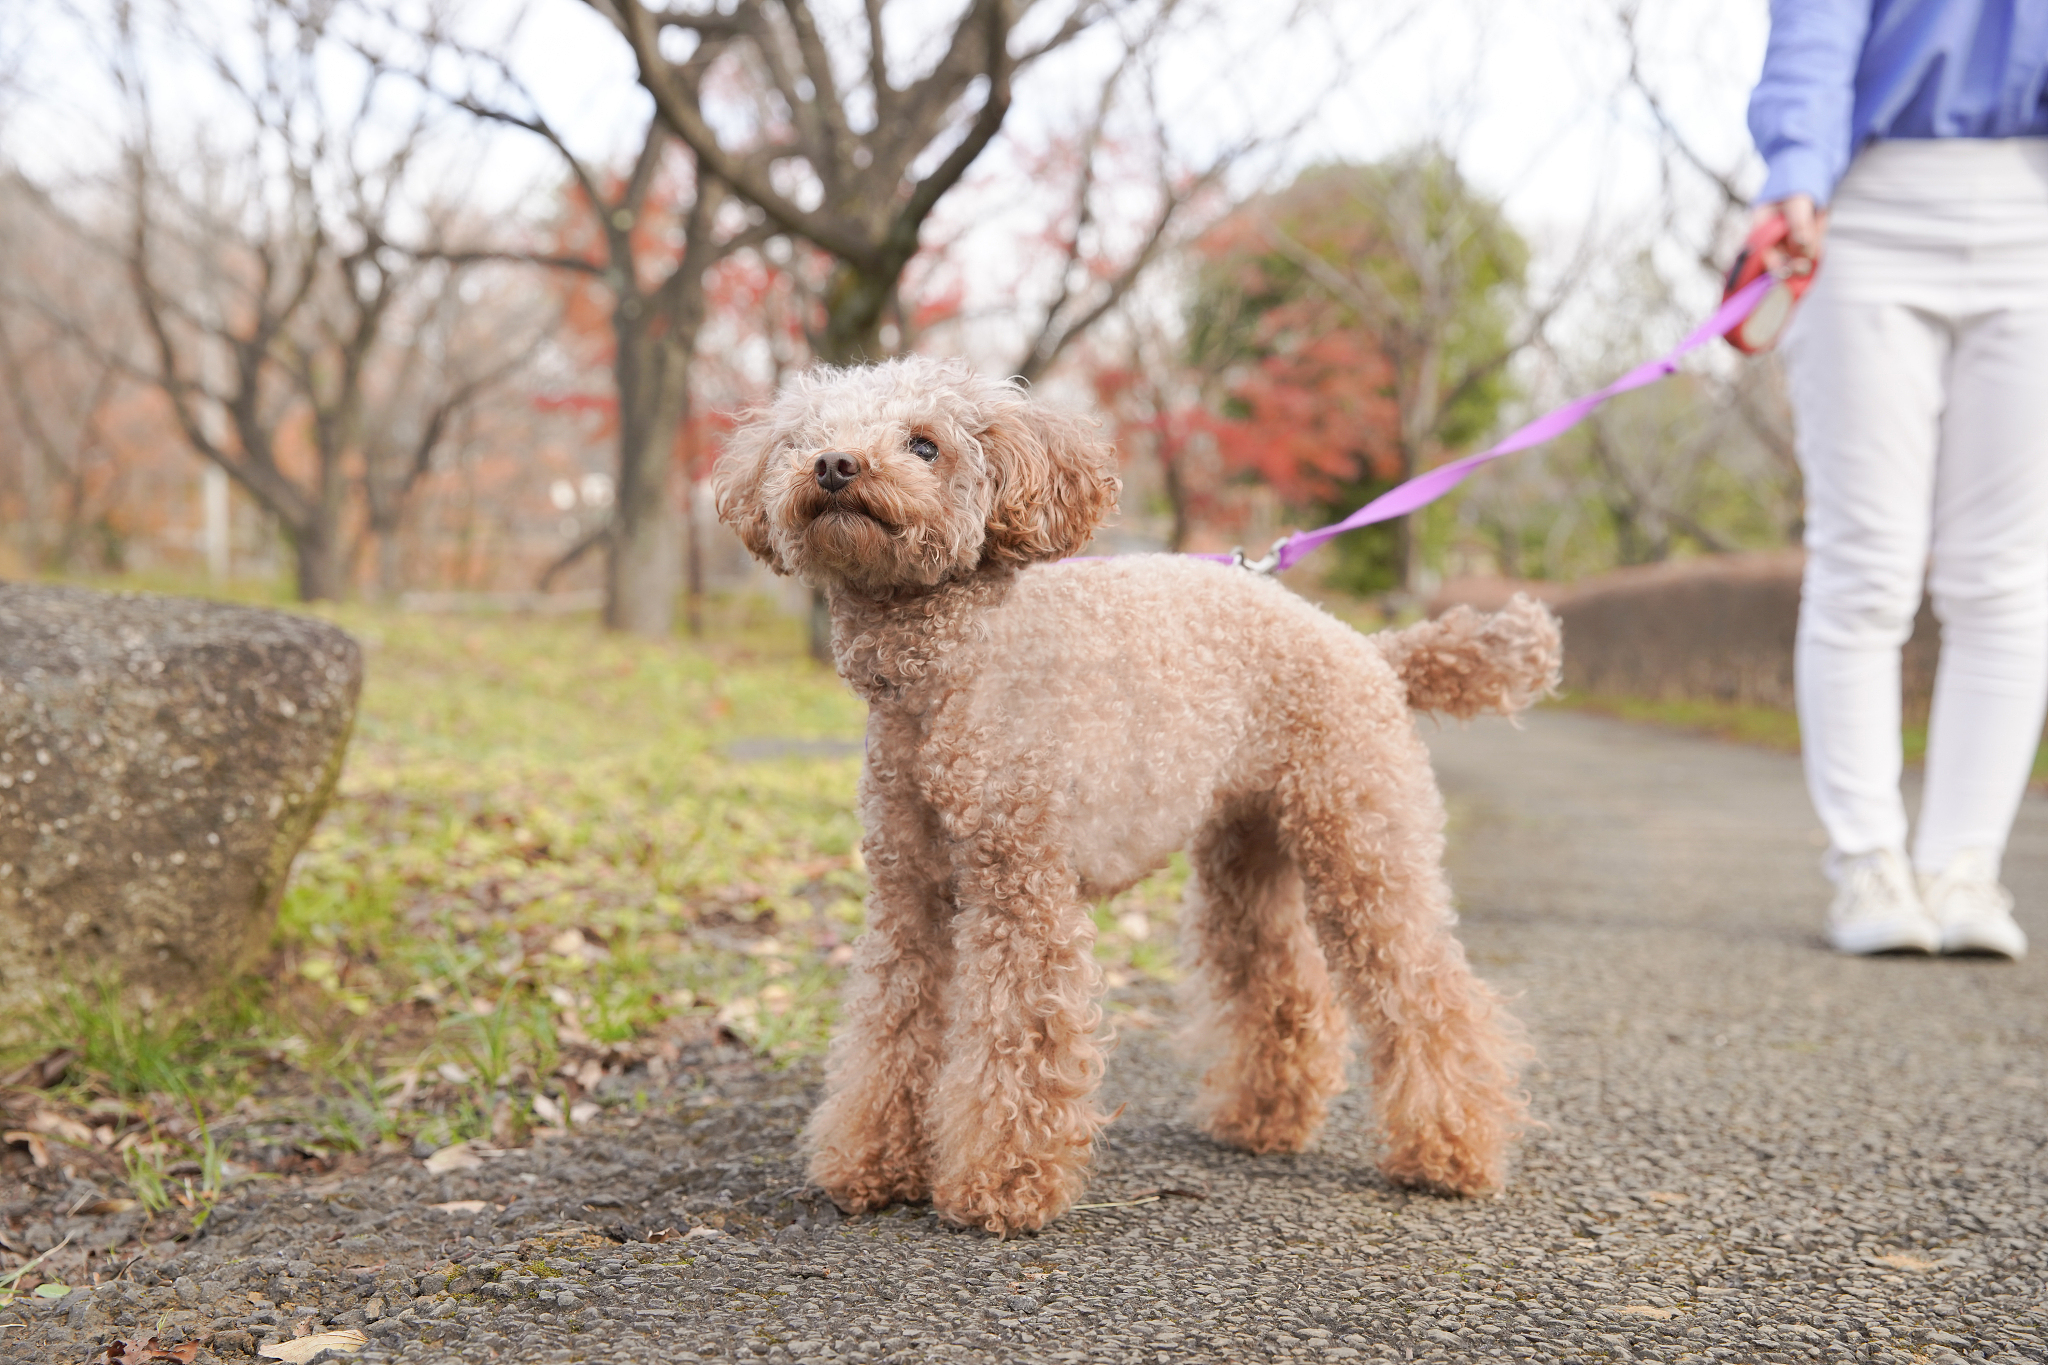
<box><xmin>1605</xmin><ymin>1</ymin><xmax>1802</xmax><ymax>546</ymax></box>
<box><xmin>113</xmin><ymin>0</ymin><xmax>488</xmax><ymax>600</ymax></box>
<box><xmin>592</xmin><ymin>0</ymin><xmax>1118</xmax><ymax>367</ymax></box>
<box><xmin>0</xmin><ymin>293</ymin><xmax>127</xmax><ymax>572</ymax></box>
<box><xmin>356</xmin><ymin>262</ymin><xmax>548</xmax><ymax>598</ymax></box>
<box><xmin>389</xmin><ymin>24</ymin><xmax>773</xmax><ymax>637</ymax></box>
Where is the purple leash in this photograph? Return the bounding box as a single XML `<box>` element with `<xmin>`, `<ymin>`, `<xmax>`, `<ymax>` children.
<box><xmin>1125</xmin><ymin>274</ymin><xmax>1777</xmax><ymax>575</ymax></box>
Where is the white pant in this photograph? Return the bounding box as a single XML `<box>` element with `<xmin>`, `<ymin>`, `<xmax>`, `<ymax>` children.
<box><xmin>1786</xmin><ymin>138</ymin><xmax>2048</xmax><ymax>880</ymax></box>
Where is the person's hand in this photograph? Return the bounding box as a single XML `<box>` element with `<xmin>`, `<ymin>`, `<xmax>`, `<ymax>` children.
<box><xmin>1754</xmin><ymin>194</ymin><xmax>1827</xmax><ymax>275</ymax></box>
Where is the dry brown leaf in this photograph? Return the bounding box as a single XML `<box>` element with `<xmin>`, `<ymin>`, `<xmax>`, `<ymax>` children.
<box><xmin>2</xmin><ymin>1049</ymin><xmax>75</xmax><ymax>1089</ymax></box>
<box><xmin>427</xmin><ymin>1200</ymin><xmax>494</xmax><ymax>1215</ymax></box>
<box><xmin>422</xmin><ymin>1143</ymin><xmax>483</xmax><ymax>1174</ymax></box>
<box><xmin>75</xmin><ymin>1198</ymin><xmax>139</xmax><ymax>1216</ymax></box>
<box><xmin>2</xmin><ymin>1131</ymin><xmax>49</xmax><ymax>1167</ymax></box>
<box><xmin>103</xmin><ymin>1337</ymin><xmax>199</xmax><ymax>1364</ymax></box>
<box><xmin>257</xmin><ymin>1330</ymin><xmax>368</xmax><ymax>1362</ymax></box>
<box><xmin>1869</xmin><ymin>1252</ymin><xmax>1939</xmax><ymax>1272</ymax></box>
<box><xmin>28</xmin><ymin>1111</ymin><xmax>94</xmax><ymax>1145</ymax></box>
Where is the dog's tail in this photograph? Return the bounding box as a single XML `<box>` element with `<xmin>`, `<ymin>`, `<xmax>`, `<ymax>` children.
<box><xmin>1371</xmin><ymin>593</ymin><xmax>1562</xmax><ymax>718</ymax></box>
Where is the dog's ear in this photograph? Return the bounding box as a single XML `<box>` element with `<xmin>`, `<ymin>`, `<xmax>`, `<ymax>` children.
<box><xmin>978</xmin><ymin>404</ymin><xmax>1122</xmax><ymax>567</ymax></box>
<box><xmin>712</xmin><ymin>412</ymin><xmax>788</xmax><ymax>573</ymax></box>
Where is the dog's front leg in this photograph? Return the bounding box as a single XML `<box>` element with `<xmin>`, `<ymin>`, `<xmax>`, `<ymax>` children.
<box><xmin>804</xmin><ymin>731</ymin><xmax>954</xmax><ymax>1214</ymax></box>
<box><xmin>926</xmin><ymin>833</ymin><xmax>1107</xmax><ymax>1236</ymax></box>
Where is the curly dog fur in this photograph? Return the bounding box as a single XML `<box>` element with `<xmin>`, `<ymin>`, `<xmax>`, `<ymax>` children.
<box><xmin>715</xmin><ymin>355</ymin><xmax>1561</xmax><ymax>1235</ymax></box>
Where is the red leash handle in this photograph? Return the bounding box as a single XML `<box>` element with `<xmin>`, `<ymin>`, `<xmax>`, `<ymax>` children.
<box><xmin>1722</xmin><ymin>211</ymin><xmax>1819</xmax><ymax>355</ymax></box>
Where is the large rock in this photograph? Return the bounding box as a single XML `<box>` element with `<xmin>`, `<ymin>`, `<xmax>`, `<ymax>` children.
<box><xmin>0</xmin><ymin>585</ymin><xmax>362</xmax><ymax>1034</ymax></box>
<box><xmin>1433</xmin><ymin>551</ymin><xmax>1941</xmax><ymax>714</ymax></box>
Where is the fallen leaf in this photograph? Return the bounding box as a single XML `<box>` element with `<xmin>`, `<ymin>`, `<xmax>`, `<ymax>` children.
<box><xmin>1611</xmin><ymin>1305</ymin><xmax>1678</xmax><ymax>1320</ymax></box>
<box><xmin>104</xmin><ymin>1335</ymin><xmax>199</xmax><ymax>1363</ymax></box>
<box><xmin>31</xmin><ymin>1283</ymin><xmax>70</xmax><ymax>1299</ymax></box>
<box><xmin>75</xmin><ymin>1199</ymin><xmax>139</xmax><ymax>1216</ymax></box>
<box><xmin>2</xmin><ymin>1131</ymin><xmax>49</xmax><ymax>1167</ymax></box>
<box><xmin>1869</xmin><ymin>1252</ymin><xmax>1939</xmax><ymax>1272</ymax></box>
<box><xmin>427</xmin><ymin>1200</ymin><xmax>494</xmax><ymax>1215</ymax></box>
<box><xmin>423</xmin><ymin>1143</ymin><xmax>483</xmax><ymax>1174</ymax></box>
<box><xmin>0</xmin><ymin>1049</ymin><xmax>74</xmax><ymax>1088</ymax></box>
<box><xmin>28</xmin><ymin>1111</ymin><xmax>94</xmax><ymax>1145</ymax></box>
<box><xmin>258</xmin><ymin>1330</ymin><xmax>368</xmax><ymax>1362</ymax></box>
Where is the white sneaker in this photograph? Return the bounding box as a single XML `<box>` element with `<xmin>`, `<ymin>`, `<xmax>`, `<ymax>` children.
<box><xmin>1825</xmin><ymin>848</ymin><xmax>1939</xmax><ymax>955</ymax></box>
<box><xmin>1921</xmin><ymin>849</ymin><xmax>2028</xmax><ymax>960</ymax></box>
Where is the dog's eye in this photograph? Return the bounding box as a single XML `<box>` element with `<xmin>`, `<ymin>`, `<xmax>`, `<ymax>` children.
<box><xmin>908</xmin><ymin>434</ymin><xmax>940</xmax><ymax>463</ymax></box>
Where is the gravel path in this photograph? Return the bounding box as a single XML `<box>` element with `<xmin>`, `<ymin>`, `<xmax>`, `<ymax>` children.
<box><xmin>5</xmin><ymin>710</ymin><xmax>2046</xmax><ymax>1364</ymax></box>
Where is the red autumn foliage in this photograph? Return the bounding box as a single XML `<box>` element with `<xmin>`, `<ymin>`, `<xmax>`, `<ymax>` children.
<box><xmin>1190</xmin><ymin>203</ymin><xmax>1404</xmax><ymax>510</ymax></box>
<box><xmin>1209</xmin><ymin>297</ymin><xmax>1402</xmax><ymax>506</ymax></box>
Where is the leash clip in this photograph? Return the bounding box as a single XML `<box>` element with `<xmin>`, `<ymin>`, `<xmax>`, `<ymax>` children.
<box><xmin>1230</xmin><ymin>536</ymin><xmax>1289</xmax><ymax>575</ymax></box>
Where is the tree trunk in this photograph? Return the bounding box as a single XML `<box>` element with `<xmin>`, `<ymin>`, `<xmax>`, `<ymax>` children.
<box><xmin>1162</xmin><ymin>450</ymin><xmax>1190</xmax><ymax>553</ymax></box>
<box><xmin>375</xmin><ymin>522</ymin><xmax>404</xmax><ymax>600</ymax></box>
<box><xmin>683</xmin><ymin>476</ymin><xmax>704</xmax><ymax>638</ymax></box>
<box><xmin>293</xmin><ymin>515</ymin><xmax>348</xmax><ymax>601</ymax></box>
<box><xmin>606</xmin><ymin>327</ymin><xmax>692</xmax><ymax>637</ymax></box>
<box><xmin>817</xmin><ymin>262</ymin><xmax>894</xmax><ymax>367</ymax></box>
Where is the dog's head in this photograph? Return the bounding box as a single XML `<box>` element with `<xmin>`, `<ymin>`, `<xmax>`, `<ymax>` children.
<box><xmin>712</xmin><ymin>356</ymin><xmax>1121</xmax><ymax>590</ymax></box>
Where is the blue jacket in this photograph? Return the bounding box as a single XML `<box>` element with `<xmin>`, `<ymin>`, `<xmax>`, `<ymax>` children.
<box><xmin>1749</xmin><ymin>0</ymin><xmax>2048</xmax><ymax>203</ymax></box>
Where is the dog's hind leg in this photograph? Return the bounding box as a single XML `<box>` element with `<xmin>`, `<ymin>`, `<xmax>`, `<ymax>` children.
<box><xmin>924</xmin><ymin>813</ymin><xmax>1107</xmax><ymax>1235</ymax></box>
<box><xmin>804</xmin><ymin>734</ymin><xmax>954</xmax><ymax>1214</ymax></box>
<box><xmin>1276</xmin><ymin>725</ymin><xmax>1528</xmax><ymax>1196</ymax></box>
<box><xmin>1181</xmin><ymin>798</ymin><xmax>1351</xmax><ymax>1155</ymax></box>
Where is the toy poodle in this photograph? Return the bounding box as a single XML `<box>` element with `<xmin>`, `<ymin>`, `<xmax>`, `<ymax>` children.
<box><xmin>714</xmin><ymin>355</ymin><xmax>1561</xmax><ymax>1235</ymax></box>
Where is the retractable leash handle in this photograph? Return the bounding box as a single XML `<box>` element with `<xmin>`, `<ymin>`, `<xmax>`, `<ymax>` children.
<box><xmin>1722</xmin><ymin>211</ymin><xmax>1819</xmax><ymax>355</ymax></box>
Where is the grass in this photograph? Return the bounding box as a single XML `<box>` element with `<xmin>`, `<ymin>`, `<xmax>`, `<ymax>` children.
<box><xmin>1</xmin><ymin>584</ymin><xmax>1190</xmax><ymax>1214</ymax></box>
<box><xmin>1553</xmin><ymin>690</ymin><xmax>2048</xmax><ymax>783</ymax></box>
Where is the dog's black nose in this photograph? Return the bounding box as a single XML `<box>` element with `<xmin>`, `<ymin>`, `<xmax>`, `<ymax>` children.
<box><xmin>815</xmin><ymin>451</ymin><xmax>860</xmax><ymax>493</ymax></box>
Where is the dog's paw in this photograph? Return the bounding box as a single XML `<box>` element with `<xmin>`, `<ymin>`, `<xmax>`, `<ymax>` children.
<box><xmin>1377</xmin><ymin>1134</ymin><xmax>1506</xmax><ymax>1197</ymax></box>
<box><xmin>931</xmin><ymin>1168</ymin><xmax>1081</xmax><ymax>1237</ymax></box>
<box><xmin>1195</xmin><ymin>1082</ymin><xmax>1337</xmax><ymax>1155</ymax></box>
<box><xmin>809</xmin><ymin>1153</ymin><xmax>929</xmax><ymax>1215</ymax></box>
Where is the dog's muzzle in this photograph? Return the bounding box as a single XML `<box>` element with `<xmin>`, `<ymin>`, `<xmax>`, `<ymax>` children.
<box><xmin>816</xmin><ymin>451</ymin><xmax>861</xmax><ymax>493</ymax></box>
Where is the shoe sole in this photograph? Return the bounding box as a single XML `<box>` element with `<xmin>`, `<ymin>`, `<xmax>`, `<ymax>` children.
<box><xmin>1827</xmin><ymin>926</ymin><xmax>1940</xmax><ymax>956</ymax></box>
<box><xmin>1938</xmin><ymin>934</ymin><xmax>2025</xmax><ymax>960</ymax></box>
